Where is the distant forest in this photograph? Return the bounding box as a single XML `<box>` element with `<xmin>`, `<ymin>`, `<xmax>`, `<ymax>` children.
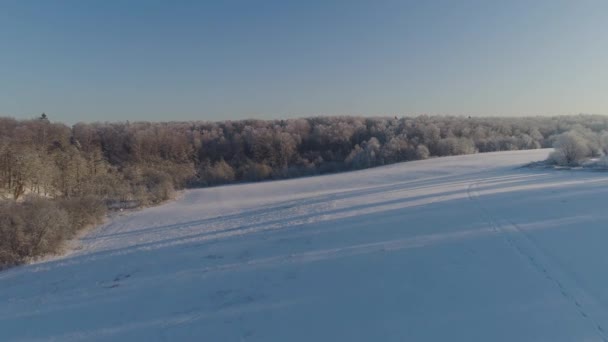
<box><xmin>2</xmin><ymin>114</ymin><xmax>608</xmax><ymax>268</ymax></box>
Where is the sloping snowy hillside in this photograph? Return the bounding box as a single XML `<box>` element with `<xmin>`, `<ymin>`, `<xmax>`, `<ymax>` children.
<box><xmin>3</xmin><ymin>149</ymin><xmax>608</xmax><ymax>341</ymax></box>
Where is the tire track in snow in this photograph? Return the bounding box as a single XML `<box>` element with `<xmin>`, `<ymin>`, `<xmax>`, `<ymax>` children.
<box><xmin>467</xmin><ymin>180</ymin><xmax>608</xmax><ymax>342</ymax></box>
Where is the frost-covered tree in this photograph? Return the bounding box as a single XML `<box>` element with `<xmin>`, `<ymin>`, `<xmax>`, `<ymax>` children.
<box><xmin>416</xmin><ymin>145</ymin><xmax>430</xmax><ymax>160</ymax></box>
<box><xmin>199</xmin><ymin>159</ymin><xmax>236</xmax><ymax>185</ymax></box>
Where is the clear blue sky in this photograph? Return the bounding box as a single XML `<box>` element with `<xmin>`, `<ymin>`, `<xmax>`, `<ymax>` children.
<box><xmin>1</xmin><ymin>0</ymin><xmax>607</xmax><ymax>123</ymax></box>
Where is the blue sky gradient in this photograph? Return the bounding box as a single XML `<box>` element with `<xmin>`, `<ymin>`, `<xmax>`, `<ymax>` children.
<box><xmin>1</xmin><ymin>0</ymin><xmax>607</xmax><ymax>123</ymax></box>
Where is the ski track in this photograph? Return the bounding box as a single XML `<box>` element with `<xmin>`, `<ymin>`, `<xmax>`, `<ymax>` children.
<box><xmin>3</xmin><ymin>149</ymin><xmax>608</xmax><ymax>341</ymax></box>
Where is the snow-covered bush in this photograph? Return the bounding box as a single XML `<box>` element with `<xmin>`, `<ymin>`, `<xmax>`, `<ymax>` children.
<box><xmin>549</xmin><ymin>132</ymin><xmax>593</xmax><ymax>166</ymax></box>
<box><xmin>0</xmin><ymin>196</ymin><xmax>106</xmax><ymax>269</ymax></box>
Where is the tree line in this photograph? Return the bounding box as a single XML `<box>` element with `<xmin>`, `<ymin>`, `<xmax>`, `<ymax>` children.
<box><xmin>2</xmin><ymin>113</ymin><xmax>608</xmax><ymax>268</ymax></box>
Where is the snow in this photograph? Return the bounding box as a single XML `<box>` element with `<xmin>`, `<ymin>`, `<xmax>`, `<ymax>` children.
<box><xmin>3</xmin><ymin>149</ymin><xmax>608</xmax><ymax>341</ymax></box>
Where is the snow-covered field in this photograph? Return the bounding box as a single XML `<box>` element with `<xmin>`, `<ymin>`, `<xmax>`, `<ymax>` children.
<box><xmin>4</xmin><ymin>149</ymin><xmax>608</xmax><ymax>341</ymax></box>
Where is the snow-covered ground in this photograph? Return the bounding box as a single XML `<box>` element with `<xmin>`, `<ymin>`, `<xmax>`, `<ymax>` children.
<box><xmin>3</xmin><ymin>149</ymin><xmax>608</xmax><ymax>341</ymax></box>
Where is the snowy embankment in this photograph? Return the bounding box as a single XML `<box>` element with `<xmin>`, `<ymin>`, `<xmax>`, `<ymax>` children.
<box><xmin>4</xmin><ymin>149</ymin><xmax>608</xmax><ymax>341</ymax></box>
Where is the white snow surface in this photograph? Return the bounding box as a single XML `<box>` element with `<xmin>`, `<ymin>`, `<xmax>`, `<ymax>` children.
<box><xmin>3</xmin><ymin>149</ymin><xmax>608</xmax><ymax>341</ymax></box>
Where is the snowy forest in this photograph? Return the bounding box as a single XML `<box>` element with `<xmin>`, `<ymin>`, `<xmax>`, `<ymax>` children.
<box><xmin>1</xmin><ymin>114</ymin><xmax>608</xmax><ymax>268</ymax></box>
